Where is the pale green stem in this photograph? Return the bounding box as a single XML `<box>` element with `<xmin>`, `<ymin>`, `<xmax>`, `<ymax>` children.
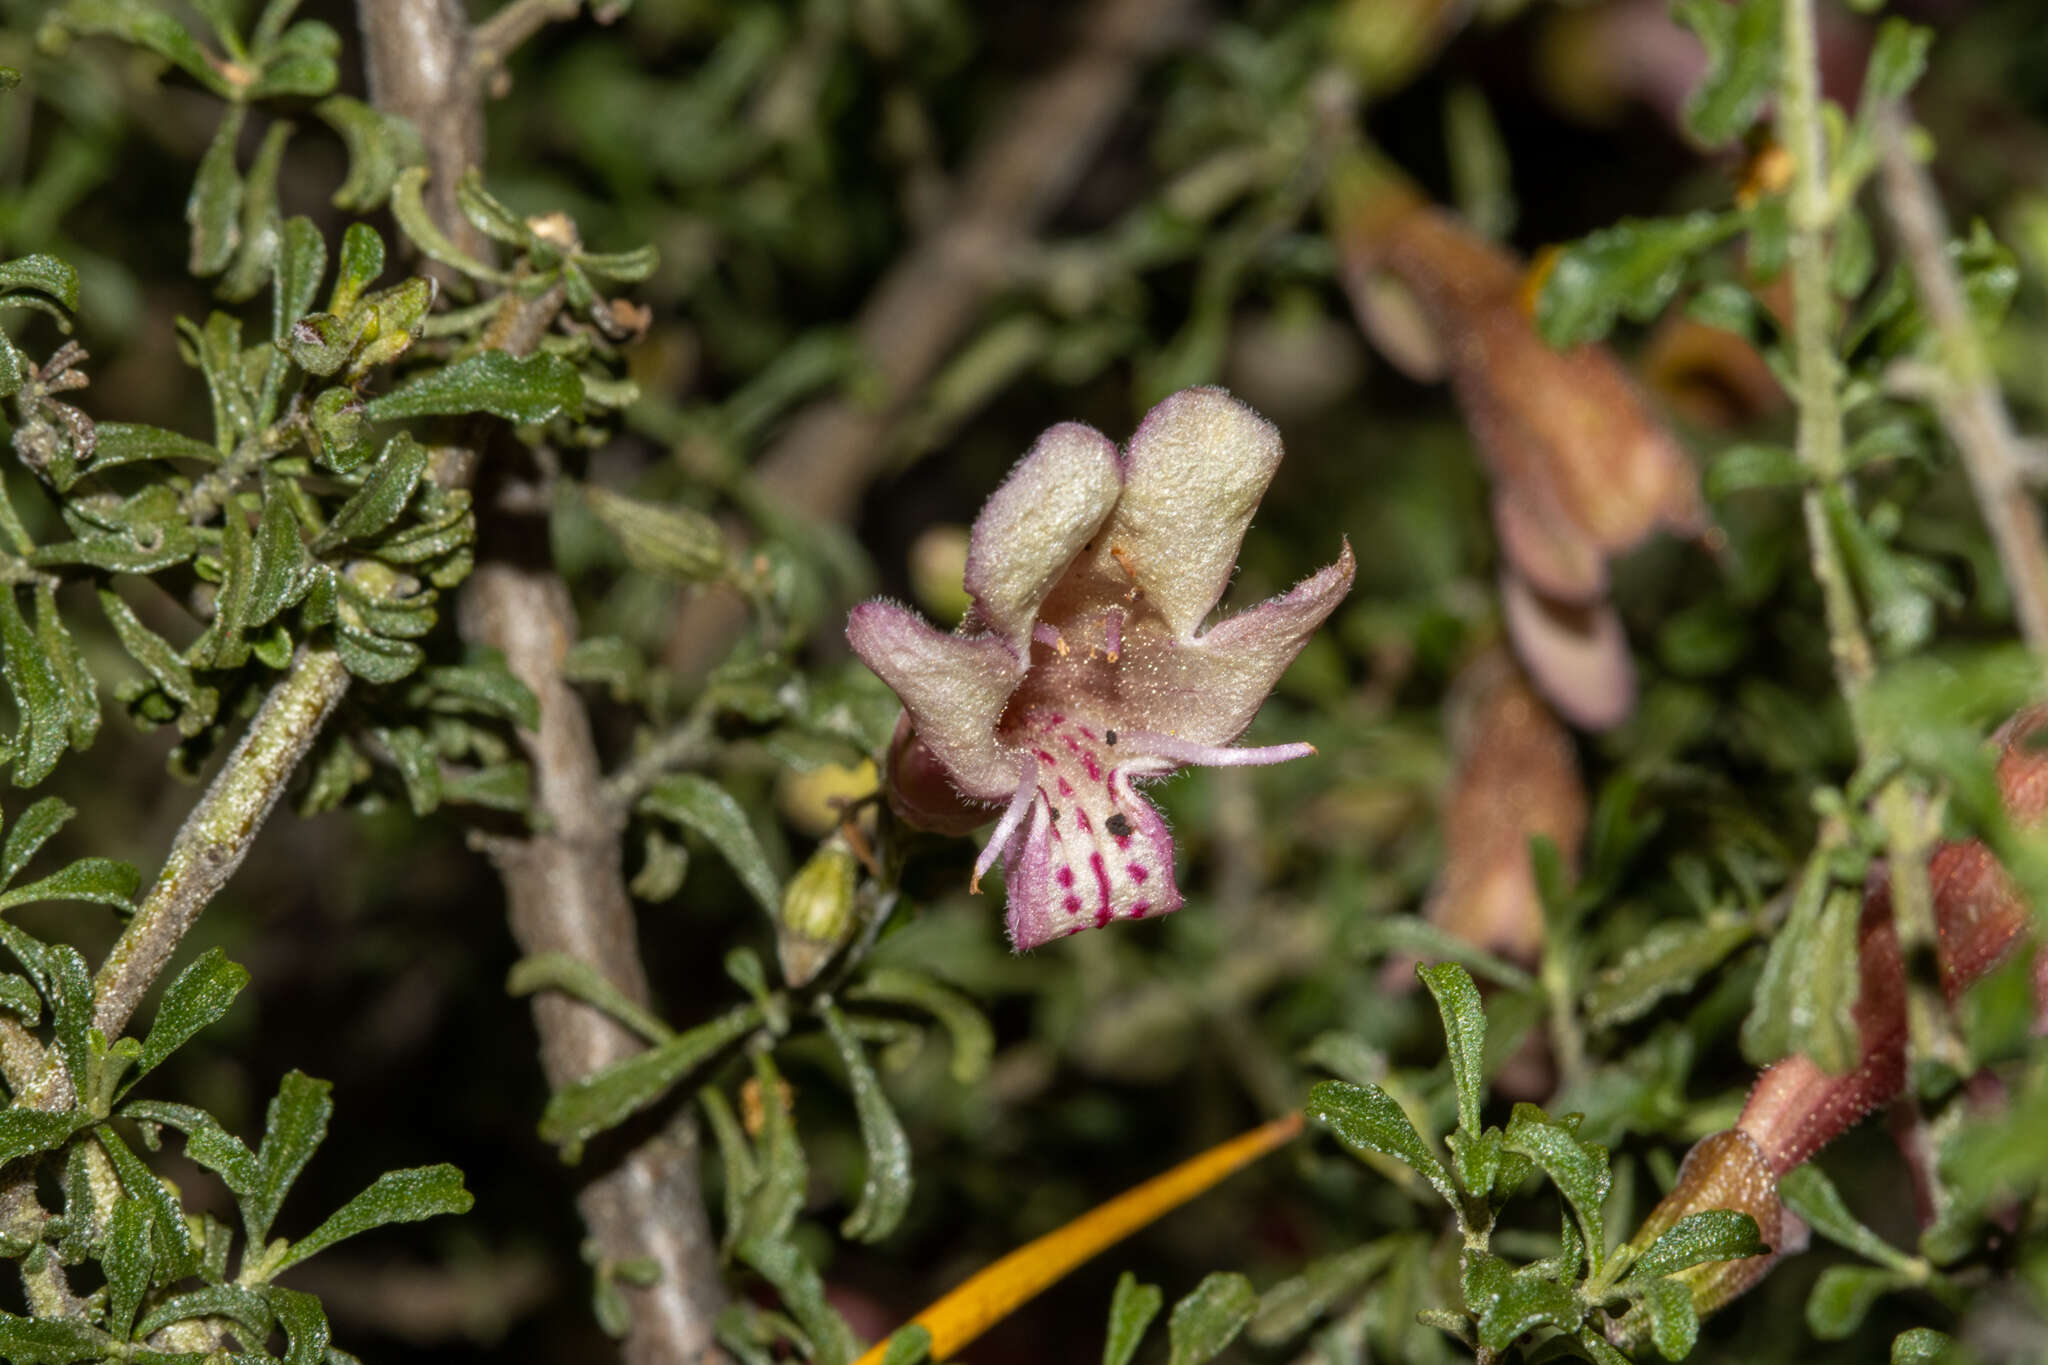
<box><xmin>1778</xmin><ymin>0</ymin><xmax>1957</xmax><ymax>1072</ymax></box>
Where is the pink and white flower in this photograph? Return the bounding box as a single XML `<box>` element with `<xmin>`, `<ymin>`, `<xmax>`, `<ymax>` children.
<box><xmin>847</xmin><ymin>387</ymin><xmax>1354</xmax><ymax>950</ymax></box>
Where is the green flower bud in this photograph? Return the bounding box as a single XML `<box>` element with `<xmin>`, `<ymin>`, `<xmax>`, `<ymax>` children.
<box><xmin>777</xmin><ymin>833</ymin><xmax>860</xmax><ymax>987</ymax></box>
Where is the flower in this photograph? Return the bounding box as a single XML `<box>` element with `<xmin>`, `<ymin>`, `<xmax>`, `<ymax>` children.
<box><xmin>847</xmin><ymin>388</ymin><xmax>1354</xmax><ymax>950</ymax></box>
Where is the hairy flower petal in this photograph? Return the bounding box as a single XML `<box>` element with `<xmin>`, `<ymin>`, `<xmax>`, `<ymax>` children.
<box><xmin>1089</xmin><ymin>387</ymin><xmax>1285</xmax><ymax>638</ymax></box>
<box><xmin>847</xmin><ymin>601</ymin><xmax>1022</xmax><ymax>801</ymax></box>
<box><xmin>964</xmin><ymin>422</ymin><xmax>1122</xmax><ymax>642</ymax></box>
<box><xmin>1113</xmin><ymin>543</ymin><xmax>1357</xmax><ymax>745</ymax></box>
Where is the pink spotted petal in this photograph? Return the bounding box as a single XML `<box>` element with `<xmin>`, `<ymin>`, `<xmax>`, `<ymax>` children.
<box><xmin>1115</xmin><ymin>542</ymin><xmax>1356</xmax><ymax>747</ymax></box>
<box><xmin>1090</xmin><ymin>387</ymin><xmax>1285</xmax><ymax>639</ymax></box>
<box><xmin>963</xmin><ymin>422</ymin><xmax>1122</xmax><ymax>645</ymax></box>
<box><xmin>846</xmin><ymin>601</ymin><xmax>1024</xmax><ymax>801</ymax></box>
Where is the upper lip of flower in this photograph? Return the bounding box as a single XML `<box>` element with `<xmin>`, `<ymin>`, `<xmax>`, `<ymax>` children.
<box><xmin>847</xmin><ymin>386</ymin><xmax>1355</xmax><ymax>949</ymax></box>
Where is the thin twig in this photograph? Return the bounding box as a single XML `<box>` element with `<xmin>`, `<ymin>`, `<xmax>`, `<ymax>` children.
<box><xmin>1878</xmin><ymin>111</ymin><xmax>2048</xmax><ymax>660</ymax></box>
<box><xmin>357</xmin><ymin>2</ymin><xmax>731</xmax><ymax>1357</ymax></box>
<box><xmin>472</xmin><ymin>0</ymin><xmax>582</xmax><ymax>78</ymax></box>
<box><xmin>92</xmin><ymin>643</ymin><xmax>350</xmax><ymax>1043</ymax></box>
<box><xmin>661</xmin><ymin>0</ymin><xmax>1191</xmax><ymax>674</ymax></box>
<box><xmin>601</xmin><ymin>707</ymin><xmax>715</xmax><ymax>818</ymax></box>
<box><xmin>1777</xmin><ymin>0</ymin><xmax>1957</xmax><ymax>1073</ymax></box>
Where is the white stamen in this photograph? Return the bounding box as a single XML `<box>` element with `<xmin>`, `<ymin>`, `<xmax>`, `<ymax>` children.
<box><xmin>971</xmin><ymin>755</ymin><xmax>1039</xmax><ymax>893</ymax></box>
<box><xmin>1102</xmin><ymin>608</ymin><xmax>1123</xmax><ymax>661</ymax></box>
<box><xmin>1119</xmin><ymin>730</ymin><xmax>1316</xmax><ymax>769</ymax></box>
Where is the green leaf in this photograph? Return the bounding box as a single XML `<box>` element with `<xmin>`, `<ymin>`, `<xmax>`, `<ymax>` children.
<box><xmin>0</xmin><ymin>857</ymin><xmax>140</xmax><ymax>911</ymax></box>
<box><xmin>1249</xmin><ymin>1241</ymin><xmax>1399</xmax><ymax>1345</ymax></box>
<box><xmin>272</xmin><ymin>1163</ymin><xmax>473</xmax><ymax>1273</ymax></box>
<box><xmin>1466</xmin><ymin>1256</ymin><xmax>1583</xmax><ymax>1352</ymax></box>
<box><xmin>1166</xmin><ymin>1272</ymin><xmax>1257</xmax><ymax>1365</ymax></box>
<box><xmin>0</xmin><ymin>255</ymin><xmax>80</xmax><ymax>311</ymax></box>
<box><xmin>1305</xmin><ymin>1079</ymin><xmax>1456</xmax><ymax>1206</ymax></box>
<box><xmin>187</xmin><ymin>107</ymin><xmax>246</xmax><ymax>277</ymax></box>
<box><xmin>1104</xmin><ymin>1271</ymin><xmax>1164</xmax><ymax>1365</ymax></box>
<box><xmin>245</xmin><ymin>1070</ymin><xmax>333</xmax><ymax>1246</ymax></box>
<box><xmin>846</xmin><ymin>967</ymin><xmax>994</xmax><ymax>1085</ymax></box>
<box><xmin>335</xmin><ymin>625</ymin><xmax>425</xmax><ymax>684</ymax></box>
<box><xmin>312</xmin><ymin>434</ymin><xmax>425</xmax><ymax>551</ymax></box>
<box><xmin>1673</xmin><ymin>0</ymin><xmax>1781</xmax><ymax>144</ymax></box>
<box><xmin>99</xmin><ymin>587</ymin><xmax>220</xmax><ymax>735</ymax></box>
<box><xmin>507</xmin><ymin>952</ymin><xmax>674</xmax><ymax>1046</ymax></box>
<box><xmin>97</xmin><ymin>1125</ymin><xmax>197</xmax><ymax>1278</ymax></box>
<box><xmin>1807</xmin><ymin>1264</ymin><xmax>1912</xmax><ymax>1340</ymax></box>
<box><xmin>0</xmin><ymin>1312</ymin><xmax>111</xmax><ymax>1364</ymax></box>
<box><xmin>640</xmin><ymin>774</ymin><xmax>782</xmax><ymax>918</ymax></box>
<box><xmin>315</xmin><ymin>96</ymin><xmax>421</xmax><ymax>212</ymax></box>
<box><xmin>246</xmin><ymin>490</ymin><xmax>309</xmax><ymax>627</ymax></box>
<box><xmin>247</xmin><ymin>19</ymin><xmax>338</xmax><ymax>99</ymax></box>
<box><xmin>1502</xmin><ymin>1105</ymin><xmax>1612</xmax><ymax>1275</ymax></box>
<box><xmin>0</xmin><ymin>973</ymin><xmax>37</xmax><ymax>1022</ymax></box>
<box><xmin>267</xmin><ymin>1286</ymin><xmax>332</xmax><ymax>1365</ymax></box>
<box><xmin>1417</xmin><ymin>962</ymin><xmax>1486</xmax><ymax>1137</ymax></box>
<box><xmin>388</xmin><ymin>166</ymin><xmax>511</xmax><ymax>283</ymax></box>
<box><xmin>273</xmin><ymin>216</ymin><xmax>327</xmax><ymax>343</ymax></box>
<box><xmin>0</xmin><ymin>587</ymin><xmax>73</xmax><ymax>786</ymax></box>
<box><xmin>1705</xmin><ymin>442</ymin><xmax>1803</xmax><ymax>499</ymax></box>
<box><xmin>1638</xmin><ymin>1275</ymin><xmax>1700</xmax><ymax>1359</ymax></box>
<box><xmin>103</xmin><ymin>1193</ymin><xmax>154</xmax><ymax>1340</ymax></box>
<box><xmin>1586</xmin><ymin>912</ymin><xmax>1757</xmax><ymax>1027</ymax></box>
<box><xmin>130</xmin><ymin>948</ymin><xmax>249</xmax><ymax>1087</ymax></box>
<box><xmin>1536</xmin><ymin>212</ymin><xmax>1736</xmax><ymax>346</ymax></box>
<box><xmin>1352</xmin><ymin>917</ymin><xmax>1534</xmax><ymax>990</ymax></box>
<box><xmin>819</xmin><ymin>997</ymin><xmax>913</xmax><ymax>1243</ymax></box>
<box><xmin>0</xmin><ymin>1106</ymin><xmax>87</xmax><ymax>1163</ymax></box>
<box><xmin>1861</xmin><ymin>20</ymin><xmax>1932</xmax><ymax>109</ymax></box>
<box><xmin>0</xmin><ymin>796</ymin><xmax>71</xmax><ymax>886</ymax></box>
<box><xmin>736</xmin><ymin>1235</ymin><xmax>860</xmax><ymax>1365</ymax></box>
<box><xmin>135</xmin><ymin>1283</ymin><xmax>274</xmax><ymax>1341</ymax></box>
<box><xmin>1627</xmin><ymin>1210</ymin><xmax>1765</xmax><ymax>1280</ymax></box>
<box><xmin>362</xmin><ymin>350</ymin><xmax>583</xmax><ymax>425</ymax></box>
<box><xmin>539</xmin><ymin>1001</ymin><xmax>764</xmax><ymax>1156</ymax></box>
<box><xmin>121</xmin><ymin>1100</ymin><xmax>259</xmax><ymax>1193</ymax></box>
<box><xmin>878</xmin><ymin>1324</ymin><xmax>932</xmax><ymax>1365</ymax></box>
<box><xmin>1891</xmin><ymin>1328</ymin><xmax>1954</xmax><ymax>1364</ymax></box>
<box><xmin>88</xmin><ymin>422</ymin><xmax>223</xmax><ymax>472</ymax></box>
<box><xmin>1778</xmin><ymin>1164</ymin><xmax>1914</xmax><ymax>1271</ymax></box>
<box><xmin>1742</xmin><ymin>880</ymin><xmax>1862</xmax><ymax>1074</ymax></box>
<box><xmin>584</xmin><ymin>486</ymin><xmax>729</xmax><ymax>583</ymax></box>
<box><xmin>218</xmin><ymin>118</ymin><xmax>293</xmax><ymax>303</ymax></box>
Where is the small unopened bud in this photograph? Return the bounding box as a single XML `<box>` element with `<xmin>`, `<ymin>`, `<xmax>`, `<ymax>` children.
<box><xmin>1611</xmin><ymin>1129</ymin><xmax>1786</xmax><ymax>1348</ymax></box>
<box><xmin>777</xmin><ymin>833</ymin><xmax>861</xmax><ymax>987</ymax></box>
<box><xmin>584</xmin><ymin>485</ymin><xmax>728</xmax><ymax>583</ymax></box>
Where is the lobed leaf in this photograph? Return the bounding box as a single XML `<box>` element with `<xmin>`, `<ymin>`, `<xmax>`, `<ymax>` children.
<box><xmin>272</xmin><ymin>1163</ymin><xmax>474</xmax><ymax>1273</ymax></box>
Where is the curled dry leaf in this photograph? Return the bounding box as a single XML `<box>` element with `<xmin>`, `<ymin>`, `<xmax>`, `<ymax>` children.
<box><xmin>1422</xmin><ymin>651</ymin><xmax>1587</xmax><ymax>966</ymax></box>
<box><xmin>1328</xmin><ymin>152</ymin><xmax>1706</xmax><ymax>730</ymax></box>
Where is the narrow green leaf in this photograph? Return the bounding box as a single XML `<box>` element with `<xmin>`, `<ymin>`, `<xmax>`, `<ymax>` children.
<box><xmin>245</xmin><ymin>1070</ymin><xmax>333</xmax><ymax>1246</ymax></box>
<box><xmin>1502</xmin><ymin>1105</ymin><xmax>1612</xmax><ymax>1275</ymax></box>
<box><xmin>1705</xmin><ymin>442</ymin><xmax>1804</xmax><ymax>499</ymax></box>
<box><xmin>1249</xmin><ymin>1241</ymin><xmax>1398</xmax><ymax>1345</ymax></box>
<box><xmin>272</xmin><ymin>1164</ymin><xmax>473</xmax><ymax>1273</ymax></box>
<box><xmin>247</xmin><ymin>19</ymin><xmax>338</xmax><ymax>99</ymax></box>
<box><xmin>640</xmin><ymin>774</ymin><xmax>782</xmax><ymax>917</ymax></box>
<box><xmin>103</xmin><ymin>1194</ymin><xmax>154</xmax><ymax>1340</ymax></box>
<box><xmin>0</xmin><ymin>1312</ymin><xmax>111</xmax><ymax>1364</ymax></box>
<box><xmin>878</xmin><ymin>1324</ymin><xmax>932</xmax><ymax>1365</ymax></box>
<box><xmin>219</xmin><ymin>118</ymin><xmax>293</xmax><ymax>302</ymax></box>
<box><xmin>40</xmin><ymin>942</ymin><xmax>93</xmax><ymax>1091</ymax></box>
<box><xmin>1639</xmin><ymin>1275</ymin><xmax>1700</xmax><ymax>1359</ymax></box>
<box><xmin>187</xmin><ymin>107</ymin><xmax>246</xmax><ymax>277</ymax></box>
<box><xmin>819</xmin><ymin>997</ymin><xmax>913</xmax><ymax>1243</ymax></box>
<box><xmin>267</xmin><ymin>1286</ymin><xmax>332</xmax><ymax>1365</ymax></box>
<box><xmin>311</xmin><ymin>434</ymin><xmax>425</xmax><ymax>551</ymax></box>
<box><xmin>388</xmin><ymin>165</ymin><xmax>511</xmax><ymax>283</ymax></box>
<box><xmin>736</xmin><ymin>1235</ymin><xmax>860</xmax><ymax>1365</ymax></box>
<box><xmin>1743</xmin><ymin>881</ymin><xmax>1862</xmax><ymax>1074</ymax></box>
<box><xmin>1673</xmin><ymin>0</ymin><xmax>1781</xmax><ymax>144</ymax></box>
<box><xmin>335</xmin><ymin>625</ymin><xmax>425</xmax><ymax>684</ymax></box>
<box><xmin>97</xmin><ymin>1125</ymin><xmax>197</xmax><ymax>1278</ymax></box>
<box><xmin>362</xmin><ymin>350</ymin><xmax>582</xmax><ymax>425</ymax></box>
<box><xmin>0</xmin><ymin>796</ymin><xmax>70</xmax><ymax>887</ymax></box>
<box><xmin>1468</xmin><ymin>1257</ymin><xmax>1582</xmax><ymax>1352</ymax></box>
<box><xmin>1626</xmin><ymin>1210</ymin><xmax>1765</xmax><ymax>1281</ymax></box>
<box><xmin>0</xmin><ymin>255</ymin><xmax>81</xmax><ymax>311</ymax></box>
<box><xmin>98</xmin><ymin>587</ymin><xmax>219</xmax><ymax>735</ymax></box>
<box><xmin>0</xmin><ymin>973</ymin><xmax>37</xmax><ymax>1022</ymax></box>
<box><xmin>314</xmin><ymin>96</ymin><xmax>420</xmax><ymax>212</ymax></box>
<box><xmin>1104</xmin><ymin>1272</ymin><xmax>1164</xmax><ymax>1365</ymax></box>
<box><xmin>59</xmin><ymin>0</ymin><xmax>231</xmax><ymax>94</ymax></box>
<box><xmin>34</xmin><ymin>585</ymin><xmax>98</xmax><ymax>752</ymax></box>
<box><xmin>507</xmin><ymin>952</ymin><xmax>674</xmax><ymax>1046</ymax></box>
<box><xmin>539</xmin><ymin>1002</ymin><xmax>764</xmax><ymax>1155</ymax></box>
<box><xmin>135</xmin><ymin>1284</ymin><xmax>274</xmax><ymax>1341</ymax></box>
<box><xmin>1778</xmin><ymin>1165</ymin><xmax>1915</xmax><ymax>1271</ymax></box>
<box><xmin>1586</xmin><ymin>912</ymin><xmax>1757</xmax><ymax>1027</ymax></box>
<box><xmin>734</xmin><ymin>1050</ymin><xmax>805</xmax><ymax>1248</ymax></box>
<box><xmin>0</xmin><ymin>587</ymin><xmax>71</xmax><ymax>786</ymax></box>
<box><xmin>0</xmin><ymin>857</ymin><xmax>140</xmax><ymax>911</ymax></box>
<box><xmin>1353</xmin><ymin>917</ymin><xmax>1534</xmax><ymax>989</ymax></box>
<box><xmin>1807</xmin><ymin>1264</ymin><xmax>1912</xmax><ymax>1340</ymax></box>
<box><xmin>415</xmin><ymin>651</ymin><xmax>539</xmax><ymax>729</ymax></box>
<box><xmin>273</xmin><ymin>216</ymin><xmax>327</xmax><ymax>344</ymax></box>
<box><xmin>846</xmin><ymin>967</ymin><xmax>993</xmax><ymax>1085</ymax></box>
<box><xmin>246</xmin><ymin>490</ymin><xmax>308</xmax><ymax>628</ymax></box>
<box><xmin>130</xmin><ymin>948</ymin><xmax>250</xmax><ymax>1087</ymax></box>
<box><xmin>1167</xmin><ymin>1272</ymin><xmax>1257</xmax><ymax>1365</ymax></box>
<box><xmin>1305</xmin><ymin>1079</ymin><xmax>1456</xmax><ymax>1206</ymax></box>
<box><xmin>1536</xmin><ymin>211</ymin><xmax>1736</xmax><ymax>346</ymax></box>
<box><xmin>120</xmin><ymin>1100</ymin><xmax>259</xmax><ymax>1193</ymax></box>
<box><xmin>1862</xmin><ymin>20</ymin><xmax>1932</xmax><ymax>108</ymax></box>
<box><xmin>1417</xmin><ymin>962</ymin><xmax>1486</xmax><ymax>1138</ymax></box>
<box><xmin>0</xmin><ymin>1107</ymin><xmax>87</xmax><ymax>1163</ymax></box>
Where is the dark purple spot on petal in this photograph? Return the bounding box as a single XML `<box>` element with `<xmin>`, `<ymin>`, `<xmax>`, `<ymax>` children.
<box><xmin>1057</xmin><ymin>867</ymin><xmax>1073</xmax><ymax>888</ymax></box>
<box><xmin>1130</xmin><ymin>900</ymin><xmax>1151</xmax><ymax>917</ymax></box>
<box><xmin>1064</xmin><ymin>894</ymin><xmax>1082</xmax><ymax>915</ymax></box>
<box><xmin>1104</xmin><ymin>729</ymin><xmax>1118</xmax><ymax>746</ymax></box>
<box><xmin>1127</xmin><ymin>863</ymin><xmax>1149</xmax><ymax>883</ymax></box>
<box><xmin>1105</xmin><ymin>813</ymin><xmax>1131</xmax><ymax>838</ymax></box>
